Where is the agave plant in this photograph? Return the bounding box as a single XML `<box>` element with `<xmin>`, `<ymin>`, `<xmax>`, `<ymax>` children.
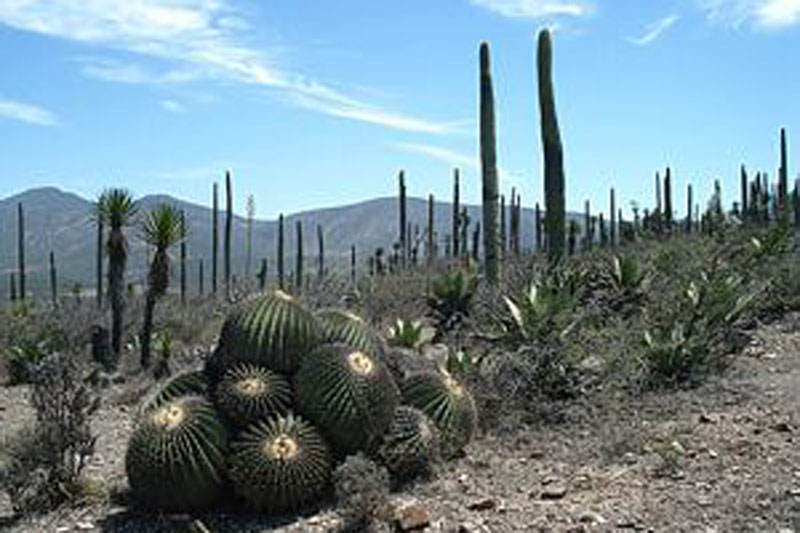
<box><xmin>503</xmin><ymin>280</ymin><xmax>577</xmax><ymax>343</ymax></box>
<box><xmin>426</xmin><ymin>268</ymin><xmax>478</xmax><ymax>334</ymax></box>
<box><xmin>611</xmin><ymin>254</ymin><xmax>646</xmax><ymax>291</ymax></box>
<box><xmin>386</xmin><ymin>318</ymin><xmax>426</xmax><ymax>349</ymax></box>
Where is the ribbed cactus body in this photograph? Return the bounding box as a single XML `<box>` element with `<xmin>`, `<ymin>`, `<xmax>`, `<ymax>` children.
<box><xmin>317</xmin><ymin>308</ymin><xmax>376</xmax><ymax>353</ymax></box>
<box><xmin>480</xmin><ymin>42</ymin><xmax>500</xmax><ymax>282</ymax></box>
<box><xmin>378</xmin><ymin>405</ymin><xmax>441</xmax><ymax>483</ymax></box>
<box><xmin>216</xmin><ymin>363</ymin><xmax>292</xmax><ymax>428</ymax></box>
<box><xmin>125</xmin><ymin>395</ymin><xmax>229</xmax><ymax>511</ymax></box>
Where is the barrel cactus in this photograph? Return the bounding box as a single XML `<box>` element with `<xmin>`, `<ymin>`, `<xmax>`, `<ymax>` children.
<box><xmin>141</xmin><ymin>369</ymin><xmax>209</xmax><ymax>413</ymax></box>
<box><xmin>377</xmin><ymin>405</ymin><xmax>441</xmax><ymax>484</ymax></box>
<box><xmin>294</xmin><ymin>343</ymin><xmax>399</xmax><ymax>457</ymax></box>
<box><xmin>316</xmin><ymin>308</ymin><xmax>376</xmax><ymax>353</ymax></box>
<box><xmin>215</xmin><ymin>363</ymin><xmax>292</xmax><ymax>428</ymax></box>
<box><xmin>401</xmin><ymin>371</ymin><xmax>478</xmax><ymax>459</ymax></box>
<box><xmin>125</xmin><ymin>395</ymin><xmax>229</xmax><ymax>511</ymax></box>
<box><xmin>215</xmin><ymin>290</ymin><xmax>320</xmax><ymax>374</ymax></box>
<box><xmin>228</xmin><ymin>413</ymin><xmax>332</xmax><ymax>513</ymax></box>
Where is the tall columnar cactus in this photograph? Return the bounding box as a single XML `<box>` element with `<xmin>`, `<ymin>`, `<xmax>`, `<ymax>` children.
<box><xmin>350</xmin><ymin>245</ymin><xmax>356</xmax><ymax>285</ymax></box>
<box><xmin>295</xmin><ymin>220</ymin><xmax>303</xmax><ymax>294</ymax></box>
<box><xmin>49</xmin><ymin>251</ymin><xmax>57</xmax><ymax>307</ymax></box>
<box><xmin>480</xmin><ymin>41</ymin><xmax>500</xmax><ymax>283</ymax></box>
<box><xmin>664</xmin><ymin>167</ymin><xmax>673</xmax><ymax>233</ymax></box>
<box><xmin>609</xmin><ymin>188</ymin><xmax>616</xmax><ymax>247</ymax></box>
<box><xmin>452</xmin><ymin>168</ymin><xmax>460</xmax><ymax>257</ymax></box>
<box><xmin>199</xmin><ymin>259</ymin><xmax>204</xmax><ymax>296</ymax></box>
<box><xmin>780</xmin><ymin>127</ymin><xmax>788</xmax><ymax>211</ymax></box>
<box><xmin>535</xmin><ymin>202</ymin><xmax>542</xmax><ymax>252</ymax></box>
<box><xmin>686</xmin><ymin>184</ymin><xmax>693</xmax><ymax>234</ymax></box>
<box><xmin>212</xmin><ymin>182</ymin><xmax>219</xmax><ymax>294</ymax></box>
<box><xmin>794</xmin><ymin>178</ymin><xmax>800</xmax><ymax>229</ymax></box>
<box><xmin>500</xmin><ymin>194</ymin><xmax>507</xmax><ymax>256</ymax></box>
<box><xmin>740</xmin><ymin>165</ymin><xmax>748</xmax><ymax>221</ymax></box>
<box><xmin>317</xmin><ymin>224</ymin><xmax>324</xmax><ymax>279</ymax></box>
<box><xmin>245</xmin><ymin>195</ymin><xmax>255</xmax><ymax>279</ymax></box>
<box><xmin>583</xmin><ymin>199</ymin><xmax>591</xmax><ymax>250</ymax></box>
<box><xmin>655</xmin><ymin>171</ymin><xmax>662</xmax><ymax>214</ymax></box>
<box><xmin>427</xmin><ymin>194</ymin><xmax>435</xmax><ymax>266</ymax></box>
<box><xmin>9</xmin><ymin>273</ymin><xmax>16</xmax><ymax>302</ymax></box>
<box><xmin>225</xmin><ymin>170</ymin><xmax>233</xmax><ymax>297</ymax></box>
<box><xmin>399</xmin><ymin>170</ymin><xmax>407</xmax><ymax>268</ymax></box>
<box><xmin>180</xmin><ymin>210</ymin><xmax>186</xmax><ymax>306</ymax></box>
<box><xmin>472</xmin><ymin>221</ymin><xmax>480</xmax><ymax>261</ymax></box>
<box><xmin>17</xmin><ymin>202</ymin><xmax>25</xmax><ymax>301</ymax></box>
<box><xmin>599</xmin><ymin>213</ymin><xmax>607</xmax><ymax>247</ymax></box>
<box><xmin>277</xmin><ymin>214</ymin><xmax>285</xmax><ymax>290</ymax></box>
<box><xmin>96</xmin><ymin>217</ymin><xmax>103</xmax><ymax>307</ymax></box>
<box><xmin>537</xmin><ymin>30</ymin><xmax>566</xmax><ymax>261</ymax></box>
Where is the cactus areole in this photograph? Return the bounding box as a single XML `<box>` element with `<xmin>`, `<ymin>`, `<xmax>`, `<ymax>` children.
<box><xmin>537</xmin><ymin>29</ymin><xmax>566</xmax><ymax>261</ymax></box>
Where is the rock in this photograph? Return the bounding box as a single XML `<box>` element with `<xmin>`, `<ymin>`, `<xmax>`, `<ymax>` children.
<box><xmin>773</xmin><ymin>422</ymin><xmax>793</xmax><ymax>433</ymax></box>
<box><xmin>396</xmin><ymin>505</ymin><xmax>430</xmax><ymax>531</ymax></box>
<box><xmin>540</xmin><ymin>484</ymin><xmax>568</xmax><ymax>500</ymax></box>
<box><xmin>670</xmin><ymin>440</ymin><xmax>686</xmax><ymax>455</ymax></box>
<box><xmin>467</xmin><ymin>498</ymin><xmax>496</xmax><ymax>511</ymax></box>
<box><xmin>578</xmin><ymin>355</ymin><xmax>603</xmax><ymax>372</ymax></box>
<box><xmin>75</xmin><ymin>521</ymin><xmax>94</xmax><ymax>530</ymax></box>
<box><xmin>699</xmin><ymin>413</ymin><xmax>717</xmax><ymax>424</ymax></box>
<box><xmin>578</xmin><ymin>510</ymin><xmax>607</xmax><ymax>524</ymax></box>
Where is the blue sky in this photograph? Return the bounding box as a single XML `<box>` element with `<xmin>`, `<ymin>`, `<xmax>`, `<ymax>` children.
<box><xmin>0</xmin><ymin>0</ymin><xmax>798</xmax><ymax>220</ymax></box>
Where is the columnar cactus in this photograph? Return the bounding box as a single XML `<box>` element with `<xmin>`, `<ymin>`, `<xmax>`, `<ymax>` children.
<box><xmin>180</xmin><ymin>210</ymin><xmax>186</xmax><ymax>306</ymax></box>
<box><xmin>480</xmin><ymin>41</ymin><xmax>500</xmax><ymax>282</ymax></box>
<box><xmin>17</xmin><ymin>202</ymin><xmax>25</xmax><ymax>301</ymax></box>
<box><xmin>686</xmin><ymin>184</ymin><xmax>693</xmax><ymax>234</ymax></box>
<box><xmin>427</xmin><ymin>194</ymin><xmax>435</xmax><ymax>265</ymax></box>
<box><xmin>452</xmin><ymin>168</ymin><xmax>460</xmax><ymax>257</ymax></box>
<box><xmin>535</xmin><ymin>202</ymin><xmax>542</xmax><ymax>252</ymax></box>
<box><xmin>500</xmin><ymin>193</ymin><xmax>506</xmax><ymax>256</ymax></box>
<box><xmin>537</xmin><ymin>29</ymin><xmax>566</xmax><ymax>261</ymax></box>
<box><xmin>664</xmin><ymin>167</ymin><xmax>673</xmax><ymax>233</ymax></box>
<box><xmin>740</xmin><ymin>165</ymin><xmax>748</xmax><ymax>221</ymax></box>
<box><xmin>49</xmin><ymin>251</ymin><xmax>57</xmax><ymax>307</ymax></box>
<box><xmin>780</xmin><ymin>128</ymin><xmax>788</xmax><ymax>210</ymax></box>
<box><xmin>350</xmin><ymin>245</ymin><xmax>356</xmax><ymax>285</ymax></box>
<box><xmin>96</xmin><ymin>217</ymin><xmax>103</xmax><ymax>307</ymax></box>
<box><xmin>212</xmin><ymin>182</ymin><xmax>219</xmax><ymax>294</ymax></box>
<box><xmin>225</xmin><ymin>170</ymin><xmax>233</xmax><ymax>297</ymax></box>
<box><xmin>609</xmin><ymin>188</ymin><xmax>616</xmax><ymax>247</ymax></box>
<box><xmin>199</xmin><ymin>258</ymin><xmax>204</xmax><ymax>296</ymax></box>
<box><xmin>295</xmin><ymin>220</ymin><xmax>303</xmax><ymax>294</ymax></box>
<box><xmin>399</xmin><ymin>170</ymin><xmax>407</xmax><ymax>268</ymax></box>
<box><xmin>583</xmin><ymin>199</ymin><xmax>591</xmax><ymax>250</ymax></box>
<box><xmin>317</xmin><ymin>224</ymin><xmax>324</xmax><ymax>279</ymax></box>
<box><xmin>278</xmin><ymin>214</ymin><xmax>285</xmax><ymax>290</ymax></box>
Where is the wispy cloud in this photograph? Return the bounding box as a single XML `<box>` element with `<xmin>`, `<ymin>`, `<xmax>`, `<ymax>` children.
<box><xmin>470</xmin><ymin>0</ymin><xmax>594</xmax><ymax>18</ymax></box>
<box><xmin>0</xmin><ymin>96</ymin><xmax>60</xmax><ymax>126</ymax></box>
<box><xmin>699</xmin><ymin>0</ymin><xmax>800</xmax><ymax>28</ymax></box>
<box><xmin>628</xmin><ymin>14</ymin><xmax>680</xmax><ymax>45</ymax></box>
<box><xmin>0</xmin><ymin>0</ymin><xmax>456</xmax><ymax>133</ymax></box>
<box><xmin>160</xmin><ymin>99</ymin><xmax>186</xmax><ymax>113</ymax></box>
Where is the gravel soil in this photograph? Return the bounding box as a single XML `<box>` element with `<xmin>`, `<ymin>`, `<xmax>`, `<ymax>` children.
<box><xmin>2</xmin><ymin>315</ymin><xmax>800</xmax><ymax>533</ymax></box>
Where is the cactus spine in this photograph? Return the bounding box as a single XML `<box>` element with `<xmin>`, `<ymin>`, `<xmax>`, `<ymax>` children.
<box><xmin>537</xmin><ymin>30</ymin><xmax>566</xmax><ymax>261</ymax></box>
<box><xmin>96</xmin><ymin>217</ymin><xmax>103</xmax><ymax>307</ymax></box>
<box><xmin>480</xmin><ymin>41</ymin><xmax>500</xmax><ymax>283</ymax></box>
<box><xmin>225</xmin><ymin>170</ymin><xmax>232</xmax><ymax>297</ymax></box>
<box><xmin>17</xmin><ymin>202</ymin><xmax>24</xmax><ymax>301</ymax></box>
<box><xmin>452</xmin><ymin>168</ymin><xmax>460</xmax><ymax>257</ymax></box>
<box><xmin>212</xmin><ymin>182</ymin><xmax>219</xmax><ymax>294</ymax></box>
<box><xmin>295</xmin><ymin>220</ymin><xmax>303</xmax><ymax>294</ymax></box>
<box><xmin>399</xmin><ymin>171</ymin><xmax>407</xmax><ymax>268</ymax></box>
<box><xmin>277</xmin><ymin>214</ymin><xmax>285</xmax><ymax>290</ymax></box>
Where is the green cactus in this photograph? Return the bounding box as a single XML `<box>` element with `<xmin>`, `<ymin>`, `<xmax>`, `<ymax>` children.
<box><xmin>212</xmin><ymin>182</ymin><xmax>218</xmax><ymax>294</ymax></box>
<box><xmin>125</xmin><ymin>395</ymin><xmax>229</xmax><ymax>511</ymax></box>
<box><xmin>479</xmin><ymin>41</ymin><xmax>500</xmax><ymax>282</ymax></box>
<box><xmin>142</xmin><ymin>369</ymin><xmax>209</xmax><ymax>413</ymax></box>
<box><xmin>399</xmin><ymin>170</ymin><xmax>407</xmax><ymax>267</ymax></box>
<box><xmin>278</xmin><ymin>213</ymin><xmax>285</xmax><ymax>290</ymax></box>
<box><xmin>452</xmin><ymin>168</ymin><xmax>460</xmax><ymax>257</ymax></box>
<box><xmin>317</xmin><ymin>308</ymin><xmax>376</xmax><ymax>353</ymax></box>
<box><xmin>228</xmin><ymin>413</ymin><xmax>332</xmax><ymax>513</ymax></box>
<box><xmin>401</xmin><ymin>370</ymin><xmax>478</xmax><ymax>459</ymax></box>
<box><xmin>377</xmin><ymin>405</ymin><xmax>441</xmax><ymax>484</ymax></box>
<box><xmin>537</xmin><ymin>29</ymin><xmax>566</xmax><ymax>261</ymax></box>
<box><xmin>294</xmin><ymin>343</ymin><xmax>399</xmax><ymax>456</ymax></box>
<box><xmin>215</xmin><ymin>363</ymin><xmax>292</xmax><ymax>428</ymax></box>
<box><xmin>216</xmin><ymin>289</ymin><xmax>320</xmax><ymax>374</ymax></box>
<box><xmin>17</xmin><ymin>202</ymin><xmax>25</xmax><ymax>301</ymax></box>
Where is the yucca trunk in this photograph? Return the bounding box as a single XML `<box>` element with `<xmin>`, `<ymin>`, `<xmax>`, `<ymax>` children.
<box><xmin>107</xmin><ymin>228</ymin><xmax>128</xmax><ymax>366</ymax></box>
<box><xmin>480</xmin><ymin>42</ymin><xmax>500</xmax><ymax>283</ymax></box>
<box><xmin>141</xmin><ymin>249</ymin><xmax>169</xmax><ymax>369</ymax></box>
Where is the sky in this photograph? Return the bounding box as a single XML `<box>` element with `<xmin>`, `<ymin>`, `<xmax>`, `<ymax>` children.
<box><xmin>0</xmin><ymin>0</ymin><xmax>798</xmax><ymax>220</ymax></box>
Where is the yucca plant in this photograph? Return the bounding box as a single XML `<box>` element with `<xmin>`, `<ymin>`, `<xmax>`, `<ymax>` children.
<box><xmin>427</xmin><ymin>268</ymin><xmax>478</xmax><ymax>334</ymax></box>
<box><xmin>93</xmin><ymin>188</ymin><xmax>138</xmax><ymax>370</ymax></box>
<box><xmin>139</xmin><ymin>204</ymin><xmax>185</xmax><ymax>369</ymax></box>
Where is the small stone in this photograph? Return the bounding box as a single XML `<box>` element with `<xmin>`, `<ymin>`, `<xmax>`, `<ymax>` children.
<box><xmin>397</xmin><ymin>505</ymin><xmax>430</xmax><ymax>531</ymax></box>
<box><xmin>708</xmin><ymin>449</ymin><xmax>718</xmax><ymax>459</ymax></box>
<box><xmin>55</xmin><ymin>527</ymin><xmax>69</xmax><ymax>533</ymax></box>
<box><xmin>541</xmin><ymin>484</ymin><xmax>568</xmax><ymax>500</ymax></box>
<box><xmin>578</xmin><ymin>510</ymin><xmax>607</xmax><ymax>524</ymax></box>
<box><xmin>670</xmin><ymin>440</ymin><xmax>686</xmax><ymax>455</ymax></box>
<box><xmin>622</xmin><ymin>452</ymin><xmax>638</xmax><ymax>465</ymax></box>
<box><xmin>75</xmin><ymin>522</ymin><xmax>94</xmax><ymax>530</ymax></box>
<box><xmin>774</xmin><ymin>422</ymin><xmax>793</xmax><ymax>433</ymax></box>
<box><xmin>467</xmin><ymin>498</ymin><xmax>496</xmax><ymax>511</ymax></box>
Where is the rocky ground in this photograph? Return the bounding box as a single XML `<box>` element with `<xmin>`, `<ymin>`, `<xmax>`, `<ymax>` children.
<box><xmin>2</xmin><ymin>314</ymin><xmax>800</xmax><ymax>533</ymax></box>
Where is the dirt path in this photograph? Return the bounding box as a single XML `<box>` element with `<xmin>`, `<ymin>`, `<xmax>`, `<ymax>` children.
<box><xmin>2</xmin><ymin>314</ymin><xmax>800</xmax><ymax>532</ymax></box>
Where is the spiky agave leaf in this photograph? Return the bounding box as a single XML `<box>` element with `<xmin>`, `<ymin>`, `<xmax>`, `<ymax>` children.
<box><xmin>316</xmin><ymin>308</ymin><xmax>376</xmax><ymax>353</ymax></box>
<box><xmin>294</xmin><ymin>343</ymin><xmax>399</xmax><ymax>457</ymax></box>
<box><xmin>401</xmin><ymin>370</ymin><xmax>478</xmax><ymax>459</ymax></box>
<box><xmin>125</xmin><ymin>395</ymin><xmax>229</xmax><ymax>511</ymax></box>
<box><xmin>377</xmin><ymin>405</ymin><xmax>441</xmax><ymax>484</ymax></box>
<box><xmin>140</xmin><ymin>369</ymin><xmax>209</xmax><ymax>415</ymax></box>
<box><xmin>215</xmin><ymin>363</ymin><xmax>292</xmax><ymax>428</ymax></box>
<box><xmin>215</xmin><ymin>290</ymin><xmax>320</xmax><ymax>374</ymax></box>
<box><xmin>228</xmin><ymin>413</ymin><xmax>332</xmax><ymax>513</ymax></box>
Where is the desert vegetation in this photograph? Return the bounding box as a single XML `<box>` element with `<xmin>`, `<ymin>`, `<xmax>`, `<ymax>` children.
<box><xmin>1</xmin><ymin>29</ymin><xmax>799</xmax><ymax>532</ymax></box>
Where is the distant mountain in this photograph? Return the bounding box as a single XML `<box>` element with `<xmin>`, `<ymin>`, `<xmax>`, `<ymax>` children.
<box><xmin>0</xmin><ymin>187</ymin><xmax>574</xmax><ymax>301</ymax></box>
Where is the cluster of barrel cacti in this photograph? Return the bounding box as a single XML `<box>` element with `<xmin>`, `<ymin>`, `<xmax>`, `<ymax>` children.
<box><xmin>124</xmin><ymin>289</ymin><xmax>478</xmax><ymax>513</ymax></box>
